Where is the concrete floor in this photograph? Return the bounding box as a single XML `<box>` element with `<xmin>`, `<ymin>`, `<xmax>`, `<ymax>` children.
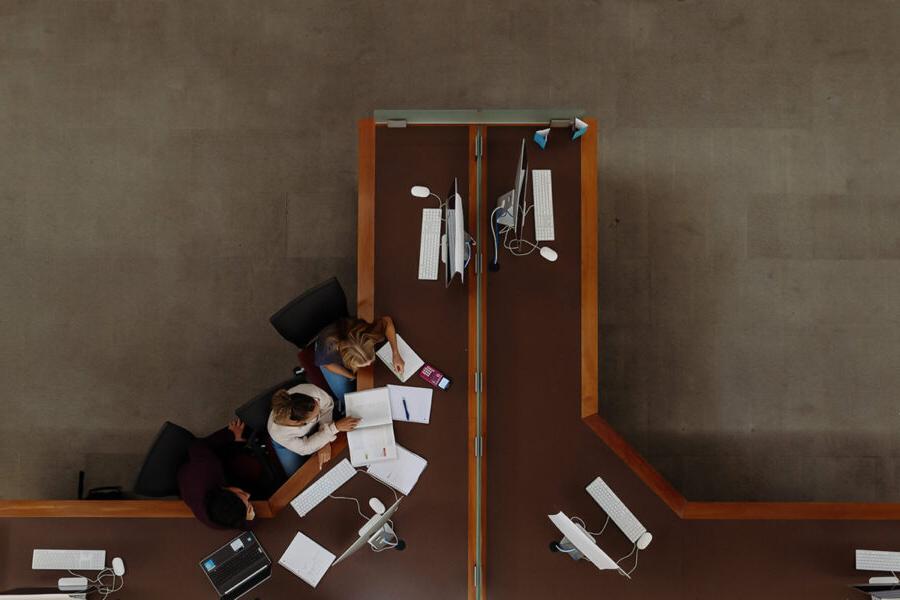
<box><xmin>1</xmin><ymin>1</ymin><xmax>899</xmax><ymax>501</ymax></box>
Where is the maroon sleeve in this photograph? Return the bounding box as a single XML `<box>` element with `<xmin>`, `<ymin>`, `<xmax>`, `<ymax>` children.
<box><xmin>177</xmin><ymin>438</ymin><xmax>227</xmax><ymax>529</ymax></box>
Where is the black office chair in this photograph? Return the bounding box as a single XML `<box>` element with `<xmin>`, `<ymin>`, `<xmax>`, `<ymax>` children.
<box><xmin>133</xmin><ymin>421</ymin><xmax>196</xmax><ymax>497</ymax></box>
<box><xmin>269</xmin><ymin>277</ymin><xmax>349</xmax><ymax>349</ymax></box>
<box><xmin>235</xmin><ymin>374</ymin><xmax>309</xmax><ymax>486</ymax></box>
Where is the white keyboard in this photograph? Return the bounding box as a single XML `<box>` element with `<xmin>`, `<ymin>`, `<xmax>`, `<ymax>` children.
<box><xmin>418</xmin><ymin>208</ymin><xmax>442</xmax><ymax>280</ymax></box>
<box><xmin>586</xmin><ymin>477</ymin><xmax>647</xmax><ymax>545</ymax></box>
<box><xmin>32</xmin><ymin>549</ymin><xmax>106</xmax><ymax>571</ymax></box>
<box><xmin>857</xmin><ymin>549</ymin><xmax>900</xmax><ymax>572</ymax></box>
<box><xmin>291</xmin><ymin>458</ymin><xmax>357</xmax><ymax>517</ymax></box>
<box><xmin>532</xmin><ymin>169</ymin><xmax>555</xmax><ymax>242</ymax></box>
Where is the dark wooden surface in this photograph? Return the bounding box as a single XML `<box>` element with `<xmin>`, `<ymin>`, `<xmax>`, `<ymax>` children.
<box><xmin>6</xmin><ymin>124</ymin><xmax>900</xmax><ymax>600</ymax></box>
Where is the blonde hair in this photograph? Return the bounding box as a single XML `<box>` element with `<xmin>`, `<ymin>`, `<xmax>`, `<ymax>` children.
<box><xmin>326</xmin><ymin>318</ymin><xmax>383</xmax><ymax>372</ymax></box>
<box><xmin>271</xmin><ymin>389</ymin><xmax>317</xmax><ymax>424</ymax></box>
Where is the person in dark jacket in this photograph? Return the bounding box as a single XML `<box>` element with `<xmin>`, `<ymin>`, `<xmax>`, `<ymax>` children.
<box><xmin>177</xmin><ymin>418</ymin><xmax>263</xmax><ymax>529</ymax></box>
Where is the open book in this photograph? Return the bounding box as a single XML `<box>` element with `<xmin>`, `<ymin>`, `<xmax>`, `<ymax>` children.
<box><xmin>344</xmin><ymin>387</ymin><xmax>397</xmax><ymax>466</ymax></box>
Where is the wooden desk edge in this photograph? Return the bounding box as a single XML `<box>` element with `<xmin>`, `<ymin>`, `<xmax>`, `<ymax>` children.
<box><xmin>6</xmin><ymin>118</ymin><xmax>900</xmax><ymax>525</ymax></box>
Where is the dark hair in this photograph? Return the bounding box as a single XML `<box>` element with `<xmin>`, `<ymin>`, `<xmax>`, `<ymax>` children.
<box><xmin>271</xmin><ymin>389</ymin><xmax>318</xmax><ymax>422</ymax></box>
<box><xmin>206</xmin><ymin>488</ymin><xmax>246</xmax><ymax>529</ymax></box>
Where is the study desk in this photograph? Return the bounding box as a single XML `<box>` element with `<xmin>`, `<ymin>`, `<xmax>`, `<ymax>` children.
<box><xmin>9</xmin><ymin>116</ymin><xmax>900</xmax><ymax>600</ymax></box>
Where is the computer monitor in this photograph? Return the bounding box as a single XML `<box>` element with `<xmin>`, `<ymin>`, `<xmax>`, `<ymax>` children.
<box><xmin>513</xmin><ymin>138</ymin><xmax>528</xmax><ymax>233</ymax></box>
<box><xmin>548</xmin><ymin>512</ymin><xmax>624</xmax><ymax>575</ymax></box>
<box><xmin>444</xmin><ymin>178</ymin><xmax>465</xmax><ymax>287</ymax></box>
<box><xmin>333</xmin><ymin>497</ymin><xmax>402</xmax><ymax>566</ymax></box>
<box><xmin>0</xmin><ymin>591</ymin><xmax>80</xmax><ymax>599</ymax></box>
<box><xmin>495</xmin><ymin>138</ymin><xmax>528</xmax><ymax>232</ymax></box>
<box><xmin>852</xmin><ymin>583</ymin><xmax>900</xmax><ymax>599</ymax></box>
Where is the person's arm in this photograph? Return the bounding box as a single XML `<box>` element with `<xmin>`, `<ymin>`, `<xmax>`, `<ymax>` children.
<box><xmin>380</xmin><ymin>316</ymin><xmax>404</xmax><ymax>374</ymax></box>
<box><xmin>314</xmin><ymin>388</ymin><xmax>336</xmax><ymax>430</ymax></box>
<box><xmin>201</xmin><ymin>425</ymin><xmax>240</xmax><ymax>453</ymax></box>
<box><xmin>323</xmin><ymin>362</ymin><xmax>355</xmax><ymax>380</ymax></box>
<box><xmin>177</xmin><ymin>441</ymin><xmax>226</xmax><ymax>529</ymax></box>
<box><xmin>278</xmin><ymin>422</ymin><xmax>339</xmax><ymax>456</ymax></box>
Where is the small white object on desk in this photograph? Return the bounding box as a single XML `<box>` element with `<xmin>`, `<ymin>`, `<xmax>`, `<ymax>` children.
<box><xmin>366</xmin><ymin>445</ymin><xmax>428</xmax><ymax>495</ymax></box>
<box><xmin>387</xmin><ymin>384</ymin><xmax>432</xmax><ymax>424</ymax></box>
<box><xmin>279</xmin><ymin>532</ymin><xmax>335</xmax><ymax>589</ymax></box>
<box><xmin>58</xmin><ymin>576</ymin><xmax>89</xmax><ymax>592</ymax></box>
<box><xmin>345</xmin><ymin>387</ymin><xmax>398</xmax><ymax>466</ymax></box>
<box><xmin>857</xmin><ymin>549</ymin><xmax>900</xmax><ymax>572</ymax></box>
<box><xmin>33</xmin><ymin>549</ymin><xmax>106</xmax><ymax>571</ymax></box>
<box><xmin>111</xmin><ymin>556</ymin><xmax>125</xmax><ymax>576</ymax></box>
<box><xmin>418</xmin><ymin>208</ymin><xmax>442</xmax><ymax>280</ymax></box>
<box><xmin>376</xmin><ymin>334</ymin><xmax>424</xmax><ymax>382</ymax></box>
<box><xmin>532</xmin><ymin>169</ymin><xmax>555</xmax><ymax>242</ymax></box>
<box><xmin>290</xmin><ymin>458</ymin><xmax>357</xmax><ymax>517</ymax></box>
<box><xmin>539</xmin><ymin>246</ymin><xmax>558</xmax><ymax>262</ymax></box>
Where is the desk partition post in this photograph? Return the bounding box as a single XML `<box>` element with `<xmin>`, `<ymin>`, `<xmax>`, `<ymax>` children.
<box><xmin>467</xmin><ymin>125</ymin><xmax>487</xmax><ymax>599</ymax></box>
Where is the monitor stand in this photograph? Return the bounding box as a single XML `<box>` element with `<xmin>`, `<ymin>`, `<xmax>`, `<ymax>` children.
<box><xmin>549</xmin><ymin>522</ymin><xmax>595</xmax><ymax>562</ymax></box>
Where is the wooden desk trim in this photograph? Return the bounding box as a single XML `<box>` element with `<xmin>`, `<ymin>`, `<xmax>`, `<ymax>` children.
<box><xmin>356</xmin><ymin>117</ymin><xmax>377</xmax><ymax>391</ymax></box>
<box><xmin>580</xmin><ymin>119</ymin><xmax>599</xmax><ymax>420</ymax></box>
<box><xmin>4</xmin><ymin>117</ymin><xmax>898</xmax><ymax>524</ymax></box>
<box><xmin>572</xmin><ymin>118</ymin><xmax>900</xmax><ymax>520</ymax></box>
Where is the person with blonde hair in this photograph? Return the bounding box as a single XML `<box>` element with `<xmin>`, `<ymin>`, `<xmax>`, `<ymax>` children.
<box><xmin>313</xmin><ymin>316</ymin><xmax>404</xmax><ymax>415</ymax></box>
<box><xmin>267</xmin><ymin>382</ymin><xmax>359</xmax><ymax>475</ymax></box>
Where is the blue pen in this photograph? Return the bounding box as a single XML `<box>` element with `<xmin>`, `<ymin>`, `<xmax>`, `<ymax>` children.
<box><xmin>402</xmin><ymin>398</ymin><xmax>410</xmax><ymax>421</ymax></box>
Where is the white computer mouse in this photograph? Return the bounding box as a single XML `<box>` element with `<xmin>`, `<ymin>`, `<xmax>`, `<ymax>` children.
<box><xmin>369</xmin><ymin>497</ymin><xmax>386</xmax><ymax>515</ymax></box>
<box><xmin>410</xmin><ymin>185</ymin><xmax>430</xmax><ymax>198</ymax></box>
<box><xmin>540</xmin><ymin>246</ymin><xmax>558</xmax><ymax>262</ymax></box>
<box><xmin>636</xmin><ymin>532</ymin><xmax>653</xmax><ymax>550</ymax></box>
<box><xmin>111</xmin><ymin>557</ymin><xmax>125</xmax><ymax>576</ymax></box>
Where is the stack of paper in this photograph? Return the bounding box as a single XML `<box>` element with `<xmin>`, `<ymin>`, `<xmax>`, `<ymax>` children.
<box><xmin>278</xmin><ymin>532</ymin><xmax>335</xmax><ymax>588</ymax></box>
<box><xmin>344</xmin><ymin>387</ymin><xmax>397</xmax><ymax>466</ymax></box>
<box><xmin>387</xmin><ymin>384</ymin><xmax>432</xmax><ymax>424</ymax></box>
<box><xmin>366</xmin><ymin>445</ymin><xmax>428</xmax><ymax>495</ymax></box>
<box><xmin>376</xmin><ymin>334</ymin><xmax>424</xmax><ymax>382</ymax></box>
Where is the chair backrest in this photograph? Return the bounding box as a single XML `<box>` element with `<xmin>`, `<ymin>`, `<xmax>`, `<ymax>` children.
<box><xmin>269</xmin><ymin>277</ymin><xmax>349</xmax><ymax>349</ymax></box>
<box><xmin>235</xmin><ymin>374</ymin><xmax>307</xmax><ymax>435</ymax></box>
<box><xmin>133</xmin><ymin>421</ymin><xmax>196</xmax><ymax>497</ymax></box>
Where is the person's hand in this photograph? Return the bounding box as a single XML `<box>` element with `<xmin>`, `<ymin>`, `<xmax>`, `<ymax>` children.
<box><xmin>228</xmin><ymin>418</ymin><xmax>246</xmax><ymax>443</ymax></box>
<box><xmin>317</xmin><ymin>443</ymin><xmax>332</xmax><ymax>470</ymax></box>
<box><xmin>335</xmin><ymin>417</ymin><xmax>361</xmax><ymax>432</ymax></box>
<box><xmin>392</xmin><ymin>352</ymin><xmax>405</xmax><ymax>375</ymax></box>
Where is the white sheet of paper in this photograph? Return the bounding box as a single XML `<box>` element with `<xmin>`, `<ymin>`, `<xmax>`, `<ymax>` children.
<box><xmin>344</xmin><ymin>387</ymin><xmax>392</xmax><ymax>427</ymax></box>
<box><xmin>366</xmin><ymin>445</ymin><xmax>428</xmax><ymax>495</ymax></box>
<box><xmin>347</xmin><ymin>424</ymin><xmax>397</xmax><ymax>466</ymax></box>
<box><xmin>278</xmin><ymin>532</ymin><xmax>336</xmax><ymax>588</ymax></box>
<box><xmin>376</xmin><ymin>334</ymin><xmax>424</xmax><ymax>382</ymax></box>
<box><xmin>387</xmin><ymin>384</ymin><xmax>432</xmax><ymax>424</ymax></box>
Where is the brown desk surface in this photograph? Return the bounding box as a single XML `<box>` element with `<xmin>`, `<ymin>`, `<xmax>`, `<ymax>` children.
<box><xmin>482</xmin><ymin>126</ymin><xmax>900</xmax><ymax>598</ymax></box>
<box><xmin>6</xmin><ymin>123</ymin><xmax>900</xmax><ymax>600</ymax></box>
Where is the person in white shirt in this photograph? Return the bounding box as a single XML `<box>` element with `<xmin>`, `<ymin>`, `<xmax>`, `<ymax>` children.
<box><xmin>267</xmin><ymin>383</ymin><xmax>359</xmax><ymax>476</ymax></box>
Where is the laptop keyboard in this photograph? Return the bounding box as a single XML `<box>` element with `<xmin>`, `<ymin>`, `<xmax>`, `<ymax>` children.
<box><xmin>209</xmin><ymin>547</ymin><xmax>266</xmax><ymax>587</ymax></box>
